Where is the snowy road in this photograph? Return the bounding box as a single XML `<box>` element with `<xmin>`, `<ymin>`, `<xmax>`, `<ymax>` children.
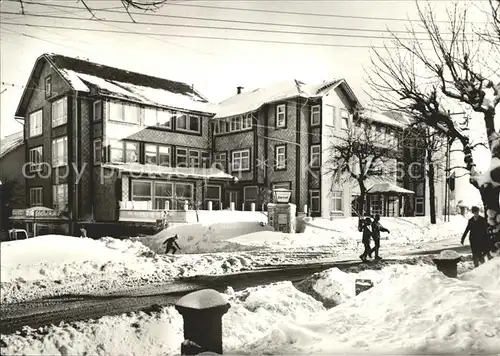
<box><xmin>0</xmin><ymin>244</ymin><xmax>469</xmax><ymax>335</ymax></box>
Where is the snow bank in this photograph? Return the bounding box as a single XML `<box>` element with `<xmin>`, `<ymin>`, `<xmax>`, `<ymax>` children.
<box><xmin>3</xmin><ymin>259</ymin><xmax>499</xmax><ymax>355</ymax></box>
<box><xmin>140</xmin><ymin>221</ymin><xmax>273</xmax><ymax>254</ymax></box>
<box><xmin>0</xmin><ymin>235</ymin><xmax>275</xmax><ymax>303</ymax></box>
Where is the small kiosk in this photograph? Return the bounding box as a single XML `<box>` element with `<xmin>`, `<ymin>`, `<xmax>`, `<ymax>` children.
<box><xmin>267</xmin><ymin>188</ymin><xmax>296</xmax><ymax>233</ymax></box>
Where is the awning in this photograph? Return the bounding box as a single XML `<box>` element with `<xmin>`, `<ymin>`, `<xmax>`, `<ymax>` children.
<box><xmin>367</xmin><ymin>182</ymin><xmax>415</xmax><ymax>195</ymax></box>
<box><xmin>101</xmin><ymin>163</ymin><xmax>237</xmax><ymax>181</ymax></box>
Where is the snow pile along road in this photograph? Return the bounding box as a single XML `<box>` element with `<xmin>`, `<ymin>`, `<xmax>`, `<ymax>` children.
<box><xmin>0</xmin><ymin>235</ymin><xmax>272</xmax><ymax>304</ymax></box>
<box><xmin>2</xmin><ymin>259</ymin><xmax>499</xmax><ymax>355</ymax></box>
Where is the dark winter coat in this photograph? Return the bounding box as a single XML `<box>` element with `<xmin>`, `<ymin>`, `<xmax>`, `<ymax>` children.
<box><xmin>462</xmin><ymin>216</ymin><xmax>489</xmax><ymax>252</ymax></box>
<box><xmin>359</xmin><ymin>221</ymin><xmax>372</xmax><ymax>243</ymax></box>
<box><xmin>371</xmin><ymin>221</ymin><xmax>389</xmax><ymax>239</ymax></box>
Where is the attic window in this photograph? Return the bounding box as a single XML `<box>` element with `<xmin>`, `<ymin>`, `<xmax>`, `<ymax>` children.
<box><xmin>45</xmin><ymin>76</ymin><xmax>52</xmax><ymax>97</ymax></box>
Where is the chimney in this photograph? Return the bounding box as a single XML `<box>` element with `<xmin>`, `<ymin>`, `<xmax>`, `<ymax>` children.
<box><xmin>237</xmin><ymin>86</ymin><xmax>244</xmax><ymax>94</ymax></box>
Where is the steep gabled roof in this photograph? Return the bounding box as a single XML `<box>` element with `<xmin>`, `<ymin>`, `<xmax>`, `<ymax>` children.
<box><xmin>213</xmin><ymin>78</ymin><xmax>356</xmax><ymax>119</ymax></box>
<box><xmin>0</xmin><ymin>131</ymin><xmax>24</xmax><ymax>158</ymax></box>
<box><xmin>16</xmin><ymin>53</ymin><xmax>214</xmax><ymax>117</ymax></box>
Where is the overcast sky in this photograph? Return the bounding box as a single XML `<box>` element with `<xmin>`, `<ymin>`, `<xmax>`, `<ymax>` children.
<box><xmin>0</xmin><ymin>0</ymin><xmax>494</xmax><ymax>204</ymax></box>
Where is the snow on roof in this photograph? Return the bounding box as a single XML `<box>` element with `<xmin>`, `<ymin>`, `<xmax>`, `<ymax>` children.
<box><xmin>213</xmin><ymin>79</ymin><xmax>344</xmax><ymax>118</ymax></box>
<box><xmin>364</xmin><ymin>110</ymin><xmax>411</xmax><ymax>129</ymax></box>
<box><xmin>0</xmin><ymin>131</ymin><xmax>24</xmax><ymax>158</ymax></box>
<box><xmin>47</xmin><ymin>54</ymin><xmax>214</xmax><ymax>114</ymax></box>
<box><xmin>367</xmin><ymin>182</ymin><xmax>415</xmax><ymax>194</ymax></box>
<box><xmin>101</xmin><ymin>163</ymin><xmax>236</xmax><ymax>181</ymax></box>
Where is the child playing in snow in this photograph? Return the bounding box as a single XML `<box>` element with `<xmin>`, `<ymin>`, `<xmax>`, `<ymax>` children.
<box><xmin>163</xmin><ymin>235</ymin><xmax>181</xmax><ymax>254</ymax></box>
<box><xmin>359</xmin><ymin>217</ymin><xmax>373</xmax><ymax>262</ymax></box>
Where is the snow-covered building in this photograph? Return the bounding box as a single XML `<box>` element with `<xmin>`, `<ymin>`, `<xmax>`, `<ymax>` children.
<box><xmin>12</xmin><ymin>53</ymin><xmax>446</xmax><ymax>235</ymax></box>
<box><xmin>213</xmin><ymin>80</ymin><xmax>444</xmax><ymax>218</ymax></box>
<box><xmin>13</xmin><ymin>53</ymin><xmax>235</xmax><ymax>235</ymax></box>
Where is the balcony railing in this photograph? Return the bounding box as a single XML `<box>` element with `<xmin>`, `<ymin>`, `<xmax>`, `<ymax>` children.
<box><xmin>118</xmin><ymin>201</ymin><xmax>198</xmax><ymax>223</ymax></box>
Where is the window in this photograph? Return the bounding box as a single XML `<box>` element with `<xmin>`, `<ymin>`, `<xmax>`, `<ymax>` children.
<box><xmin>341</xmin><ymin>109</ymin><xmax>349</xmax><ymax>130</ymax></box>
<box><xmin>243</xmin><ymin>186</ymin><xmax>258</xmax><ymax>210</ymax></box>
<box><xmin>189</xmin><ymin>150</ymin><xmax>201</xmax><ymax>168</ymax></box>
<box><xmin>213</xmin><ymin>120</ymin><xmax>220</xmax><ymax>135</ymax></box>
<box><xmin>231</xmin><ymin>149</ymin><xmax>250</xmax><ymax>172</ymax></box>
<box><xmin>275</xmin><ymin>145</ymin><xmax>286</xmax><ymax>170</ymax></box>
<box><xmin>176</xmin><ymin>148</ymin><xmax>188</xmax><ymax>167</ymax></box>
<box><xmin>310</xmin><ymin>145</ymin><xmax>320</xmax><ymax>168</ymax></box>
<box><xmin>29</xmin><ymin>110</ymin><xmax>43</xmax><ymax>137</ymax></box>
<box><xmin>324</xmin><ymin>104</ymin><xmax>335</xmax><ymax>127</ymax></box>
<box><xmin>205</xmin><ymin>185</ymin><xmax>221</xmax><ymax>209</ymax></box>
<box><xmin>52</xmin><ymin>184</ymin><xmax>68</xmax><ymax>211</ymax></box>
<box><xmin>45</xmin><ymin>76</ymin><xmax>52</xmax><ymax>97</ymax></box>
<box><xmin>125</xmin><ymin>142</ymin><xmax>139</xmax><ymax>163</ymax></box>
<box><xmin>52</xmin><ymin>136</ymin><xmax>68</xmax><ymax>167</ymax></box>
<box><xmin>214</xmin><ymin>152</ymin><xmax>227</xmax><ymax>171</ymax></box>
<box><xmin>154</xmin><ymin>181</ymin><xmax>173</xmax><ymax>210</ymax></box>
<box><xmin>175</xmin><ymin>183</ymin><xmax>194</xmax><ymax>209</ymax></box>
<box><xmin>108</xmin><ymin>102</ymin><xmax>139</xmax><ymax>124</ymax></box>
<box><xmin>124</xmin><ymin>104</ymin><xmax>140</xmax><ymax>124</ymax></box>
<box><xmin>144</xmin><ymin>107</ymin><xmax>158</xmax><ymax>127</ymax></box>
<box><xmin>230</xmin><ymin>117</ymin><xmax>241</xmax><ymax>132</ymax></box>
<box><xmin>109</xmin><ymin>140</ymin><xmax>124</xmax><ymax>163</ymax></box>
<box><xmin>132</xmin><ymin>181</ymin><xmax>152</xmax><ymax>207</ymax></box>
<box><xmin>221</xmin><ymin>119</ymin><xmax>229</xmax><ymax>134</ymax></box>
<box><xmin>272</xmin><ymin>182</ymin><xmax>291</xmax><ymax>191</ymax></box>
<box><xmin>370</xmin><ymin>195</ymin><xmax>382</xmax><ymax>215</ymax></box>
<box><xmin>29</xmin><ymin>187</ymin><xmax>43</xmax><ymax>207</ymax></box>
<box><xmin>189</xmin><ymin>115</ymin><xmax>200</xmax><ymax>132</ymax></box>
<box><xmin>145</xmin><ymin>144</ymin><xmax>157</xmax><ymax>164</ymax></box>
<box><xmin>93</xmin><ymin>139</ymin><xmax>102</xmax><ymax>164</ymax></box>
<box><xmin>158</xmin><ymin>110</ymin><xmax>173</xmax><ymax>128</ymax></box>
<box><xmin>29</xmin><ymin>146</ymin><xmax>43</xmax><ymax>172</ymax></box>
<box><xmin>52</xmin><ymin>97</ymin><xmax>67</xmax><ymax>127</ymax></box>
<box><xmin>311</xmin><ymin>105</ymin><xmax>321</xmax><ymax>126</ymax></box>
<box><xmin>242</xmin><ymin>113</ymin><xmax>253</xmax><ymax>129</ymax></box>
<box><xmin>330</xmin><ymin>191</ymin><xmax>343</xmax><ymax>212</ymax></box>
<box><xmin>415</xmin><ymin>197</ymin><xmax>425</xmax><ymax>216</ymax></box>
<box><xmin>109</xmin><ymin>102</ymin><xmax>124</xmax><ymax>122</ymax></box>
<box><xmin>201</xmin><ymin>151</ymin><xmax>210</xmax><ymax>168</ymax></box>
<box><xmin>176</xmin><ymin>114</ymin><xmax>201</xmax><ymax>133</ymax></box>
<box><xmin>310</xmin><ymin>190</ymin><xmax>320</xmax><ymax>213</ymax></box>
<box><xmin>159</xmin><ymin>146</ymin><xmax>171</xmax><ymax>167</ymax></box>
<box><xmin>93</xmin><ymin>101</ymin><xmax>102</xmax><ymax>121</ymax></box>
<box><xmin>276</xmin><ymin>104</ymin><xmax>286</xmax><ymax>128</ymax></box>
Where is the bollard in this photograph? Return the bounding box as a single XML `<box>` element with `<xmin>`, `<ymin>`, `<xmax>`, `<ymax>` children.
<box><xmin>250</xmin><ymin>202</ymin><xmax>255</xmax><ymax>212</ymax></box>
<box><xmin>175</xmin><ymin>289</ymin><xmax>231</xmax><ymax>355</ymax></box>
<box><xmin>184</xmin><ymin>201</ymin><xmax>189</xmax><ymax>211</ymax></box>
<box><xmin>207</xmin><ymin>201</ymin><xmax>213</xmax><ymax>211</ymax></box>
<box><xmin>230</xmin><ymin>202</ymin><xmax>235</xmax><ymax>211</ymax></box>
<box><xmin>355</xmin><ymin>279</ymin><xmax>373</xmax><ymax>295</ymax></box>
<box><xmin>432</xmin><ymin>250</ymin><xmax>462</xmax><ymax>278</ymax></box>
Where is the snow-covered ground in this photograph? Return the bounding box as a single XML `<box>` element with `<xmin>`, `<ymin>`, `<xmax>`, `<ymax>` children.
<box><xmin>2</xmin><ymin>258</ymin><xmax>498</xmax><ymax>355</ymax></box>
<box><xmin>1</xmin><ymin>215</ymin><xmax>469</xmax><ymax>303</ymax></box>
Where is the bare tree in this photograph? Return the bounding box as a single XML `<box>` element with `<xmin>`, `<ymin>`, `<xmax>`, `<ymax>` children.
<box><xmin>324</xmin><ymin>109</ymin><xmax>402</xmax><ymax>218</ymax></box>
<box><xmin>403</xmin><ymin>124</ymin><xmax>448</xmax><ymax>223</ymax></box>
<box><xmin>367</xmin><ymin>1</ymin><xmax>500</xmax><ymax>235</ymax></box>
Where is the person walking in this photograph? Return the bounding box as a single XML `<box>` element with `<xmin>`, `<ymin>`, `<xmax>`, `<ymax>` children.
<box><xmin>369</xmin><ymin>214</ymin><xmax>390</xmax><ymax>260</ymax></box>
<box><xmin>359</xmin><ymin>217</ymin><xmax>373</xmax><ymax>262</ymax></box>
<box><xmin>163</xmin><ymin>234</ymin><xmax>181</xmax><ymax>254</ymax></box>
<box><xmin>461</xmin><ymin>206</ymin><xmax>489</xmax><ymax>267</ymax></box>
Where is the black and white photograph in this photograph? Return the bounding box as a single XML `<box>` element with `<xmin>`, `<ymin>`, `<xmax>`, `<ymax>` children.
<box><xmin>1</xmin><ymin>0</ymin><xmax>500</xmax><ymax>354</ymax></box>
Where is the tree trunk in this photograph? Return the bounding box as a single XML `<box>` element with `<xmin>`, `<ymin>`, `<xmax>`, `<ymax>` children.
<box><xmin>428</xmin><ymin>163</ymin><xmax>437</xmax><ymax>224</ymax></box>
<box><xmin>358</xmin><ymin>182</ymin><xmax>367</xmax><ymax>217</ymax></box>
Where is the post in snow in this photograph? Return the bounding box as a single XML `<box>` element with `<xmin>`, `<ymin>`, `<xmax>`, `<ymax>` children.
<box><xmin>432</xmin><ymin>250</ymin><xmax>462</xmax><ymax>278</ymax></box>
<box><xmin>175</xmin><ymin>289</ymin><xmax>231</xmax><ymax>355</ymax></box>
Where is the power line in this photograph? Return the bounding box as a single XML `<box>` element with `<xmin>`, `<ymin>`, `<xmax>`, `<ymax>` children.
<box><xmin>0</xmin><ymin>22</ymin><xmax>437</xmax><ymax>49</ymax></box>
<box><xmin>0</xmin><ymin>11</ymin><xmax>448</xmax><ymax>42</ymax></box>
<box><xmin>22</xmin><ymin>1</ymin><xmax>471</xmax><ymax>36</ymax></box>
<box><xmin>29</xmin><ymin>2</ymin><xmax>215</xmax><ymax>57</ymax></box>
<box><xmin>164</xmin><ymin>2</ymin><xmax>486</xmax><ymax>24</ymax></box>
